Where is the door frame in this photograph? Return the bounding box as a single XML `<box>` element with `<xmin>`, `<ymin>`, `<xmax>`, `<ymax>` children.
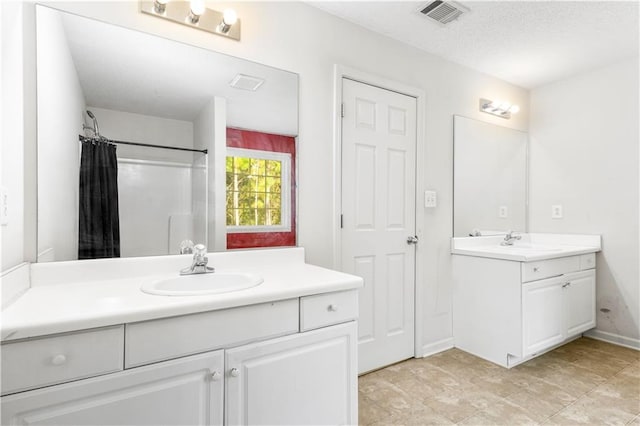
<box><xmin>331</xmin><ymin>65</ymin><xmax>427</xmax><ymax>358</ymax></box>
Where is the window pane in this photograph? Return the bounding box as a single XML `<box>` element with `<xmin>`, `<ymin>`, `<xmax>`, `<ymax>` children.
<box><xmin>226</xmin><ymin>152</ymin><xmax>287</xmax><ymax>230</ymax></box>
<box><xmin>270</xmin><ymin>193</ymin><xmax>281</xmax><ymax>208</ymax></box>
<box><xmin>266</xmin><ymin>160</ymin><xmax>281</xmax><ymax>176</ymax></box>
<box><xmin>237</xmin><ymin>157</ymin><xmax>250</xmax><ymax>173</ymax></box>
<box><xmin>269</xmin><ymin>209</ymin><xmax>281</xmax><ymax>225</ymax></box>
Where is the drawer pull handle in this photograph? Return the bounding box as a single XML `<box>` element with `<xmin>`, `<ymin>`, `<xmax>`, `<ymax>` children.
<box><xmin>328</xmin><ymin>304</ymin><xmax>338</xmax><ymax>312</ymax></box>
<box><xmin>533</xmin><ymin>267</ymin><xmax>539</xmax><ymax>272</ymax></box>
<box><xmin>562</xmin><ymin>282</ymin><xmax>571</xmax><ymax>288</ymax></box>
<box><xmin>51</xmin><ymin>354</ymin><xmax>67</xmax><ymax>366</ymax></box>
<box><xmin>230</xmin><ymin>368</ymin><xmax>240</xmax><ymax>378</ymax></box>
<box><xmin>211</xmin><ymin>371</ymin><xmax>222</xmax><ymax>381</ymax></box>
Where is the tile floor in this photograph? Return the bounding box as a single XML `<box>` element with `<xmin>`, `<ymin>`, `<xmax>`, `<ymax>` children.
<box><xmin>359</xmin><ymin>338</ymin><xmax>640</xmax><ymax>425</ymax></box>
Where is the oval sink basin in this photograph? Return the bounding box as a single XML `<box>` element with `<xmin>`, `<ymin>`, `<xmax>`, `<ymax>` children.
<box><xmin>141</xmin><ymin>272</ymin><xmax>263</xmax><ymax>296</ymax></box>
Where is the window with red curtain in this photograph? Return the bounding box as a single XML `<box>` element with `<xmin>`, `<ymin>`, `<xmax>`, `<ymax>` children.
<box><xmin>226</xmin><ymin>128</ymin><xmax>296</xmax><ymax>249</ymax></box>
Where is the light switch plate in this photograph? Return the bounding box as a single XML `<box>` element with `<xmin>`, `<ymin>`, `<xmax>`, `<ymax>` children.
<box><xmin>0</xmin><ymin>186</ymin><xmax>8</xmax><ymax>226</ymax></box>
<box><xmin>552</xmin><ymin>204</ymin><xmax>563</xmax><ymax>219</ymax></box>
<box><xmin>424</xmin><ymin>190</ymin><xmax>437</xmax><ymax>208</ymax></box>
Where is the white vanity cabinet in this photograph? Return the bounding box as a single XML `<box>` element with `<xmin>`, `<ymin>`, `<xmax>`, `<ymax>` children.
<box><xmin>522</xmin><ymin>270</ymin><xmax>595</xmax><ymax>356</ymax></box>
<box><xmin>1</xmin><ymin>350</ymin><xmax>225</xmax><ymax>425</ymax></box>
<box><xmin>1</xmin><ymin>291</ymin><xmax>359</xmax><ymax>425</ymax></box>
<box><xmin>453</xmin><ymin>253</ymin><xmax>596</xmax><ymax>368</ymax></box>
<box><xmin>226</xmin><ymin>322</ymin><xmax>357</xmax><ymax>425</ymax></box>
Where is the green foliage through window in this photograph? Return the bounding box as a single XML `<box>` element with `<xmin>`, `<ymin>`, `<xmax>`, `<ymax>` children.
<box><xmin>226</xmin><ymin>155</ymin><xmax>283</xmax><ymax>227</ymax></box>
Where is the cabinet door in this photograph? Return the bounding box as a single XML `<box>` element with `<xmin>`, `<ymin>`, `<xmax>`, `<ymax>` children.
<box><xmin>1</xmin><ymin>351</ymin><xmax>224</xmax><ymax>426</ymax></box>
<box><xmin>522</xmin><ymin>276</ymin><xmax>565</xmax><ymax>356</ymax></box>
<box><xmin>566</xmin><ymin>270</ymin><xmax>596</xmax><ymax>337</ymax></box>
<box><xmin>226</xmin><ymin>322</ymin><xmax>357</xmax><ymax>426</ymax></box>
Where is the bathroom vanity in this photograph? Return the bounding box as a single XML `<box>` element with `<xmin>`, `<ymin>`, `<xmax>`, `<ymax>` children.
<box><xmin>451</xmin><ymin>233</ymin><xmax>601</xmax><ymax>368</ymax></box>
<box><xmin>0</xmin><ymin>248</ymin><xmax>361</xmax><ymax>425</ymax></box>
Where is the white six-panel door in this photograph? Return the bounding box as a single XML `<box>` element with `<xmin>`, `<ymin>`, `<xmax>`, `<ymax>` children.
<box><xmin>341</xmin><ymin>78</ymin><xmax>417</xmax><ymax>374</ymax></box>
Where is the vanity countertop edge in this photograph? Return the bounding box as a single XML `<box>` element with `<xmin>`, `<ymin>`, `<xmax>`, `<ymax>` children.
<box><xmin>1</xmin><ymin>247</ymin><xmax>363</xmax><ymax>342</ymax></box>
<box><xmin>450</xmin><ymin>233</ymin><xmax>602</xmax><ymax>262</ymax></box>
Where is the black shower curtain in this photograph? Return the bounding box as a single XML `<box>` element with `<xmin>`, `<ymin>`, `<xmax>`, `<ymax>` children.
<box><xmin>78</xmin><ymin>140</ymin><xmax>121</xmax><ymax>259</ymax></box>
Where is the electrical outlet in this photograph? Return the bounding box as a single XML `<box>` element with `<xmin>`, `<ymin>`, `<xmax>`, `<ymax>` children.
<box><xmin>552</xmin><ymin>204</ymin><xmax>563</xmax><ymax>219</ymax></box>
<box><xmin>424</xmin><ymin>190</ymin><xmax>437</xmax><ymax>208</ymax></box>
<box><xmin>0</xmin><ymin>186</ymin><xmax>8</xmax><ymax>226</ymax></box>
<box><xmin>498</xmin><ymin>205</ymin><xmax>508</xmax><ymax>218</ymax></box>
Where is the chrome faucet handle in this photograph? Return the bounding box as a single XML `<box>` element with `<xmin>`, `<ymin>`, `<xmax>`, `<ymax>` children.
<box><xmin>192</xmin><ymin>244</ymin><xmax>209</xmax><ymax>266</ymax></box>
<box><xmin>180</xmin><ymin>244</ymin><xmax>214</xmax><ymax>275</ymax></box>
<box><xmin>193</xmin><ymin>244</ymin><xmax>207</xmax><ymax>256</ymax></box>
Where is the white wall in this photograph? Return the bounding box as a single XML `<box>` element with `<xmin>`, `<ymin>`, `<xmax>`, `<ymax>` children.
<box><xmin>12</xmin><ymin>1</ymin><xmax>529</xmax><ymax>350</ymax></box>
<box><xmin>36</xmin><ymin>6</ymin><xmax>86</xmax><ymax>262</ymax></box>
<box><xmin>88</xmin><ymin>107</ymin><xmax>195</xmax><ymax>163</ymax></box>
<box><xmin>1</xmin><ymin>2</ymin><xmax>26</xmax><ymax>271</ymax></box>
<box><xmin>193</xmin><ymin>97</ymin><xmax>226</xmax><ymax>251</ymax></box>
<box><xmin>530</xmin><ymin>58</ymin><xmax>639</xmax><ymax>343</ymax></box>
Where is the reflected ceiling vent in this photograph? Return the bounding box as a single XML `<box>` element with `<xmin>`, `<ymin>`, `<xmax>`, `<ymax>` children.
<box><xmin>419</xmin><ymin>0</ymin><xmax>469</xmax><ymax>25</ymax></box>
<box><xmin>229</xmin><ymin>74</ymin><xmax>265</xmax><ymax>91</ymax></box>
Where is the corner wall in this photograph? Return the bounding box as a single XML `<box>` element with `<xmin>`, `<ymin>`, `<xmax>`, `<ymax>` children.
<box><xmin>36</xmin><ymin>6</ymin><xmax>86</xmax><ymax>262</ymax></box>
<box><xmin>530</xmin><ymin>58</ymin><xmax>640</xmax><ymax>345</ymax></box>
<box><xmin>1</xmin><ymin>2</ymin><xmax>26</xmax><ymax>271</ymax></box>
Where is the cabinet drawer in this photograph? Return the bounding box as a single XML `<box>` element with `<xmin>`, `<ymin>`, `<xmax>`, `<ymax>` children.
<box><xmin>522</xmin><ymin>256</ymin><xmax>581</xmax><ymax>283</ymax></box>
<box><xmin>580</xmin><ymin>253</ymin><xmax>596</xmax><ymax>270</ymax></box>
<box><xmin>1</xmin><ymin>325</ymin><xmax>124</xmax><ymax>396</ymax></box>
<box><xmin>125</xmin><ymin>299</ymin><xmax>299</xmax><ymax>368</ymax></box>
<box><xmin>300</xmin><ymin>290</ymin><xmax>358</xmax><ymax>332</ymax></box>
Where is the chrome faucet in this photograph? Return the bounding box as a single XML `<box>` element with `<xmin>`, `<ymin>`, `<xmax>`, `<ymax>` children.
<box><xmin>501</xmin><ymin>231</ymin><xmax>522</xmax><ymax>246</ymax></box>
<box><xmin>180</xmin><ymin>244</ymin><xmax>215</xmax><ymax>275</ymax></box>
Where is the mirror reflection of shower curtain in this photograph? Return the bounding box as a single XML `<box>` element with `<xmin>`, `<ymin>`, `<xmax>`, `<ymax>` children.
<box><xmin>78</xmin><ymin>140</ymin><xmax>121</xmax><ymax>259</ymax></box>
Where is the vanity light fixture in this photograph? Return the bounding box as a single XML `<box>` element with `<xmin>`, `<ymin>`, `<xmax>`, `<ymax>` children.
<box><xmin>153</xmin><ymin>0</ymin><xmax>168</xmax><ymax>14</ymax></box>
<box><xmin>479</xmin><ymin>98</ymin><xmax>520</xmax><ymax>119</ymax></box>
<box><xmin>140</xmin><ymin>1</ymin><xmax>241</xmax><ymax>41</ymax></box>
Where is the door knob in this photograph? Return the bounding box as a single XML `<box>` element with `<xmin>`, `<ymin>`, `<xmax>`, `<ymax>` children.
<box><xmin>407</xmin><ymin>236</ymin><xmax>419</xmax><ymax>245</ymax></box>
<box><xmin>229</xmin><ymin>368</ymin><xmax>240</xmax><ymax>378</ymax></box>
<box><xmin>210</xmin><ymin>371</ymin><xmax>222</xmax><ymax>381</ymax></box>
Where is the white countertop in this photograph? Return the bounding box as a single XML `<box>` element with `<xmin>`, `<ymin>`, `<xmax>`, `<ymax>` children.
<box><xmin>451</xmin><ymin>233</ymin><xmax>601</xmax><ymax>262</ymax></box>
<box><xmin>1</xmin><ymin>248</ymin><xmax>363</xmax><ymax>342</ymax></box>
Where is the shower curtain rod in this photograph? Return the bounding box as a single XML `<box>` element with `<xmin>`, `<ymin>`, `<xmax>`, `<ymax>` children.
<box><xmin>78</xmin><ymin>135</ymin><xmax>208</xmax><ymax>154</ymax></box>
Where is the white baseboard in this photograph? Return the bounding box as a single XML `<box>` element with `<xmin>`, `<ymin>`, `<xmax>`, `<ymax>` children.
<box><xmin>420</xmin><ymin>337</ymin><xmax>454</xmax><ymax>358</ymax></box>
<box><xmin>584</xmin><ymin>329</ymin><xmax>640</xmax><ymax>351</ymax></box>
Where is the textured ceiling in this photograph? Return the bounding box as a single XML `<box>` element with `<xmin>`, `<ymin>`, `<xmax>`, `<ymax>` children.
<box><xmin>309</xmin><ymin>1</ymin><xmax>639</xmax><ymax>88</ymax></box>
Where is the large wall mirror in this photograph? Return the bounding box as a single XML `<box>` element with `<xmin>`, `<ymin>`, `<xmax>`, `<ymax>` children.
<box><xmin>453</xmin><ymin>115</ymin><xmax>528</xmax><ymax>237</ymax></box>
<box><xmin>36</xmin><ymin>6</ymin><xmax>298</xmax><ymax>262</ymax></box>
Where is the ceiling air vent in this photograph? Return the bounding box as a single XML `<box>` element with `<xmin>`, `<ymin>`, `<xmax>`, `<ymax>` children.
<box><xmin>229</xmin><ymin>74</ymin><xmax>265</xmax><ymax>91</ymax></box>
<box><xmin>419</xmin><ymin>1</ymin><xmax>469</xmax><ymax>25</ymax></box>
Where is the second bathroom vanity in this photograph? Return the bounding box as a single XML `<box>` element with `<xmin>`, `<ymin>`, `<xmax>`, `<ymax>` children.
<box><xmin>451</xmin><ymin>233</ymin><xmax>601</xmax><ymax>368</ymax></box>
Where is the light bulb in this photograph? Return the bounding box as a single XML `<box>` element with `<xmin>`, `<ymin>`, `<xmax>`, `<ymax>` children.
<box><xmin>509</xmin><ymin>105</ymin><xmax>520</xmax><ymax>114</ymax></box>
<box><xmin>190</xmin><ymin>0</ymin><xmax>206</xmax><ymax>16</ymax></box>
<box><xmin>223</xmin><ymin>9</ymin><xmax>238</xmax><ymax>26</ymax></box>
